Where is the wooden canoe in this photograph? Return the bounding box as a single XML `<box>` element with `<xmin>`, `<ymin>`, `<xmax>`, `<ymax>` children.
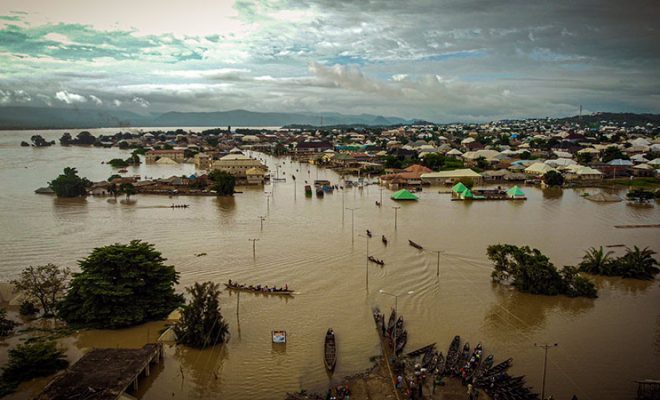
<box><xmin>324</xmin><ymin>329</ymin><xmax>337</xmax><ymax>372</ymax></box>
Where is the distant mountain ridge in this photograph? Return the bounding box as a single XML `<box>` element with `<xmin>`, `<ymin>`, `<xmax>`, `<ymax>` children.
<box><xmin>0</xmin><ymin>106</ymin><xmax>414</xmax><ymax>130</ymax></box>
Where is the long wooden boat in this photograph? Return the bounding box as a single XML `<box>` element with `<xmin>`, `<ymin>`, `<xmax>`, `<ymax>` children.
<box><xmin>224</xmin><ymin>281</ymin><xmax>294</xmax><ymax>296</ymax></box>
<box><xmin>482</xmin><ymin>358</ymin><xmax>512</xmax><ymax>377</ymax></box>
<box><xmin>386</xmin><ymin>309</ymin><xmax>397</xmax><ymax>334</ymax></box>
<box><xmin>408</xmin><ymin>240</ymin><xmax>424</xmax><ymax>250</ymax></box>
<box><xmin>372</xmin><ymin>308</ymin><xmax>385</xmax><ymax>336</ymax></box>
<box><xmin>390</xmin><ymin>316</ymin><xmax>404</xmax><ymax>339</ymax></box>
<box><xmin>444</xmin><ymin>335</ymin><xmax>461</xmax><ymax>375</ymax></box>
<box><xmin>395</xmin><ymin>330</ymin><xmax>407</xmax><ymax>354</ymax></box>
<box><xmin>407</xmin><ymin>343</ymin><xmax>436</xmax><ymax>358</ymax></box>
<box><xmin>421</xmin><ymin>347</ymin><xmax>435</xmax><ymax>368</ymax></box>
<box><xmin>324</xmin><ymin>328</ymin><xmax>337</xmax><ymax>372</ymax></box>
<box><xmin>368</xmin><ymin>255</ymin><xmax>385</xmax><ymax>265</ymax></box>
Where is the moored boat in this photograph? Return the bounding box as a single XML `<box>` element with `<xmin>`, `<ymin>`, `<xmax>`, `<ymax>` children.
<box><xmin>444</xmin><ymin>335</ymin><xmax>461</xmax><ymax>375</ymax></box>
<box><xmin>395</xmin><ymin>330</ymin><xmax>407</xmax><ymax>354</ymax></box>
<box><xmin>368</xmin><ymin>255</ymin><xmax>385</xmax><ymax>265</ymax></box>
<box><xmin>324</xmin><ymin>328</ymin><xmax>337</xmax><ymax>372</ymax></box>
<box><xmin>408</xmin><ymin>240</ymin><xmax>423</xmax><ymax>250</ymax></box>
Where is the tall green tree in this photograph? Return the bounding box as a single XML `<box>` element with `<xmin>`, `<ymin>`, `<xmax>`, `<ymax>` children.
<box><xmin>58</xmin><ymin>240</ymin><xmax>184</xmax><ymax>328</ymax></box>
<box><xmin>120</xmin><ymin>182</ymin><xmax>137</xmax><ymax>199</ymax></box>
<box><xmin>208</xmin><ymin>170</ymin><xmax>236</xmax><ymax>196</ymax></box>
<box><xmin>48</xmin><ymin>167</ymin><xmax>91</xmax><ymax>197</ymax></box>
<box><xmin>174</xmin><ymin>281</ymin><xmax>229</xmax><ymax>348</ymax></box>
<box><xmin>11</xmin><ymin>264</ymin><xmax>70</xmax><ymax>317</ymax></box>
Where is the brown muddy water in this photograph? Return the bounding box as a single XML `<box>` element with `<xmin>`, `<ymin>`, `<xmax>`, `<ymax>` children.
<box><xmin>0</xmin><ymin>129</ymin><xmax>658</xmax><ymax>400</ymax></box>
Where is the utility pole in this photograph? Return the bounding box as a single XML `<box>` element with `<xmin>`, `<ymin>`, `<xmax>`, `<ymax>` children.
<box><xmin>392</xmin><ymin>206</ymin><xmax>400</xmax><ymax>230</ymax></box>
<box><xmin>534</xmin><ymin>343</ymin><xmax>558</xmax><ymax>400</ymax></box>
<box><xmin>248</xmin><ymin>238</ymin><xmax>259</xmax><ymax>258</ymax></box>
<box><xmin>428</xmin><ymin>249</ymin><xmax>443</xmax><ymax>277</ymax></box>
<box><xmin>258</xmin><ymin>216</ymin><xmax>266</xmax><ymax>231</ymax></box>
<box><xmin>345</xmin><ymin>207</ymin><xmax>359</xmax><ymax>245</ymax></box>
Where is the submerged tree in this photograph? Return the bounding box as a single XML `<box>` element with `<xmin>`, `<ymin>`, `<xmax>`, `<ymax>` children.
<box><xmin>208</xmin><ymin>170</ymin><xmax>236</xmax><ymax>196</ymax></box>
<box><xmin>120</xmin><ymin>182</ymin><xmax>137</xmax><ymax>199</ymax></box>
<box><xmin>59</xmin><ymin>240</ymin><xmax>184</xmax><ymax>328</ymax></box>
<box><xmin>542</xmin><ymin>170</ymin><xmax>564</xmax><ymax>187</ymax></box>
<box><xmin>578</xmin><ymin>247</ymin><xmax>616</xmax><ymax>276</ymax></box>
<box><xmin>174</xmin><ymin>281</ymin><xmax>229</xmax><ymax>348</ymax></box>
<box><xmin>0</xmin><ymin>309</ymin><xmax>17</xmax><ymax>337</ymax></box>
<box><xmin>487</xmin><ymin>244</ymin><xmax>597</xmax><ymax>298</ymax></box>
<box><xmin>48</xmin><ymin>167</ymin><xmax>91</xmax><ymax>197</ymax></box>
<box><xmin>616</xmin><ymin>246</ymin><xmax>659</xmax><ymax>280</ymax></box>
<box><xmin>11</xmin><ymin>264</ymin><xmax>70</xmax><ymax>317</ymax></box>
<box><xmin>1</xmin><ymin>340</ymin><xmax>68</xmax><ymax>387</ymax></box>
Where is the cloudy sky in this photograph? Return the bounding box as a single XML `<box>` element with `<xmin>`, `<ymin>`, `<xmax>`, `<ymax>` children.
<box><xmin>0</xmin><ymin>0</ymin><xmax>658</xmax><ymax>122</ymax></box>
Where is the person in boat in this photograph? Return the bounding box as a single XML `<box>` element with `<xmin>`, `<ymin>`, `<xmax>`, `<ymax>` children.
<box><xmin>285</xmin><ymin>283</ymin><xmax>288</xmax><ymax>291</ymax></box>
<box><xmin>228</xmin><ymin>279</ymin><xmax>233</xmax><ymax>286</ymax></box>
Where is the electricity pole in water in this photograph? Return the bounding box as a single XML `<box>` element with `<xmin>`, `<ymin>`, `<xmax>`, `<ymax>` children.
<box><xmin>248</xmin><ymin>238</ymin><xmax>259</xmax><ymax>258</ymax></box>
<box><xmin>258</xmin><ymin>216</ymin><xmax>266</xmax><ymax>231</ymax></box>
<box><xmin>535</xmin><ymin>343</ymin><xmax>558</xmax><ymax>400</ymax></box>
<box><xmin>345</xmin><ymin>207</ymin><xmax>359</xmax><ymax>245</ymax></box>
<box><xmin>392</xmin><ymin>206</ymin><xmax>400</xmax><ymax>230</ymax></box>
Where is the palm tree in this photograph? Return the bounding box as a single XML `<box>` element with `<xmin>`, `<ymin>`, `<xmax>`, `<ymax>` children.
<box><xmin>578</xmin><ymin>247</ymin><xmax>615</xmax><ymax>275</ymax></box>
<box><xmin>618</xmin><ymin>246</ymin><xmax>659</xmax><ymax>280</ymax></box>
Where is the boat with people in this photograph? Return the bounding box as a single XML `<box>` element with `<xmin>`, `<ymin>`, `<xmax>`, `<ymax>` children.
<box><xmin>366</xmin><ymin>229</ymin><xmax>372</xmax><ymax>238</ymax></box>
<box><xmin>368</xmin><ymin>256</ymin><xmax>385</xmax><ymax>266</ymax></box>
<box><xmin>324</xmin><ymin>328</ymin><xmax>337</xmax><ymax>372</ymax></box>
<box><xmin>224</xmin><ymin>280</ymin><xmax>294</xmax><ymax>296</ymax></box>
<box><xmin>408</xmin><ymin>240</ymin><xmax>424</xmax><ymax>250</ymax></box>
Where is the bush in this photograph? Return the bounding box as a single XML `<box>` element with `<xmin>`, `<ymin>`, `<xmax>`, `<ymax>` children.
<box><xmin>174</xmin><ymin>282</ymin><xmax>229</xmax><ymax>348</ymax></box>
<box><xmin>208</xmin><ymin>170</ymin><xmax>236</xmax><ymax>196</ymax></box>
<box><xmin>0</xmin><ymin>309</ymin><xmax>17</xmax><ymax>337</ymax></box>
<box><xmin>19</xmin><ymin>301</ymin><xmax>39</xmax><ymax>317</ymax></box>
<box><xmin>2</xmin><ymin>341</ymin><xmax>68</xmax><ymax>383</ymax></box>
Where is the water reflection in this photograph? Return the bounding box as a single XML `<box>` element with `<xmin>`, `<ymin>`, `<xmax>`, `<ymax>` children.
<box><xmin>542</xmin><ymin>187</ymin><xmax>563</xmax><ymax>199</ymax></box>
<box><xmin>592</xmin><ymin>275</ymin><xmax>656</xmax><ymax>295</ymax></box>
<box><xmin>174</xmin><ymin>344</ymin><xmax>228</xmax><ymax>398</ymax></box>
<box><xmin>483</xmin><ymin>285</ymin><xmax>595</xmax><ymax>338</ymax></box>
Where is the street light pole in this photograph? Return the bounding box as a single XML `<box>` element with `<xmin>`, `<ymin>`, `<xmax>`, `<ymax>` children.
<box><xmin>392</xmin><ymin>206</ymin><xmax>400</xmax><ymax>230</ymax></box>
<box><xmin>379</xmin><ymin>289</ymin><xmax>415</xmax><ymax>356</ymax></box>
<box><xmin>248</xmin><ymin>238</ymin><xmax>259</xmax><ymax>258</ymax></box>
<box><xmin>345</xmin><ymin>207</ymin><xmax>359</xmax><ymax>245</ymax></box>
<box><xmin>535</xmin><ymin>343</ymin><xmax>558</xmax><ymax>400</ymax></box>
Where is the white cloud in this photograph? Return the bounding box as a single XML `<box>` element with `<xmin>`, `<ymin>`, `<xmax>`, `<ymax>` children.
<box><xmin>132</xmin><ymin>97</ymin><xmax>150</xmax><ymax>108</ymax></box>
<box><xmin>89</xmin><ymin>95</ymin><xmax>103</xmax><ymax>105</ymax></box>
<box><xmin>55</xmin><ymin>90</ymin><xmax>87</xmax><ymax>104</ymax></box>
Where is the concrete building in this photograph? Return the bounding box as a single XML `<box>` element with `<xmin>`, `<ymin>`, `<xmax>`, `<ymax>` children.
<box><xmin>210</xmin><ymin>153</ymin><xmax>267</xmax><ymax>181</ymax></box>
<box><xmin>145</xmin><ymin>149</ymin><xmax>185</xmax><ymax>163</ymax></box>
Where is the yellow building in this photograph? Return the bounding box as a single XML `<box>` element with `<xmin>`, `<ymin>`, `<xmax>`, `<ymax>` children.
<box><xmin>145</xmin><ymin>150</ymin><xmax>185</xmax><ymax>163</ymax></box>
<box><xmin>210</xmin><ymin>153</ymin><xmax>267</xmax><ymax>180</ymax></box>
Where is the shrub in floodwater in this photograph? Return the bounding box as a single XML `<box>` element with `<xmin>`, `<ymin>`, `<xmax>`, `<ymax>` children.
<box><xmin>174</xmin><ymin>281</ymin><xmax>229</xmax><ymax>348</ymax></box>
<box><xmin>0</xmin><ymin>309</ymin><xmax>17</xmax><ymax>337</ymax></box>
<box><xmin>19</xmin><ymin>301</ymin><xmax>39</xmax><ymax>317</ymax></box>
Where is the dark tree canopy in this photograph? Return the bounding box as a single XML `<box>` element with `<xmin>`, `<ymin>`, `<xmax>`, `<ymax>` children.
<box><xmin>543</xmin><ymin>170</ymin><xmax>564</xmax><ymax>187</ymax></box>
<box><xmin>579</xmin><ymin>246</ymin><xmax>659</xmax><ymax>280</ymax></box>
<box><xmin>174</xmin><ymin>281</ymin><xmax>229</xmax><ymax>348</ymax></box>
<box><xmin>48</xmin><ymin>167</ymin><xmax>91</xmax><ymax>197</ymax></box>
<box><xmin>108</xmin><ymin>158</ymin><xmax>129</xmax><ymax>168</ymax></box>
<box><xmin>487</xmin><ymin>244</ymin><xmax>597</xmax><ymax>298</ymax></box>
<box><xmin>1</xmin><ymin>341</ymin><xmax>68</xmax><ymax>388</ymax></box>
<box><xmin>208</xmin><ymin>170</ymin><xmax>236</xmax><ymax>196</ymax></box>
<box><xmin>11</xmin><ymin>264</ymin><xmax>70</xmax><ymax>317</ymax></box>
<box><xmin>58</xmin><ymin>240</ymin><xmax>184</xmax><ymax>328</ymax></box>
<box><xmin>0</xmin><ymin>309</ymin><xmax>16</xmax><ymax>337</ymax></box>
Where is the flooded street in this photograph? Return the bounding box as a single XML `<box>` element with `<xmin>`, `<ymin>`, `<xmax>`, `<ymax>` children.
<box><xmin>0</xmin><ymin>129</ymin><xmax>659</xmax><ymax>399</ymax></box>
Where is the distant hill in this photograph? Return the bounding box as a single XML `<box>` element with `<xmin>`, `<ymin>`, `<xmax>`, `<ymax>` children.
<box><xmin>554</xmin><ymin>112</ymin><xmax>660</xmax><ymax>127</ymax></box>
<box><xmin>0</xmin><ymin>106</ymin><xmax>414</xmax><ymax>129</ymax></box>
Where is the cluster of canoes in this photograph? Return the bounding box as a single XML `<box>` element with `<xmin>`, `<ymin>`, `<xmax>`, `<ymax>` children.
<box><xmin>409</xmin><ymin>336</ymin><xmax>538</xmax><ymax>400</ymax></box>
<box><xmin>373</xmin><ymin>308</ymin><xmax>408</xmax><ymax>355</ymax></box>
<box><xmin>224</xmin><ymin>280</ymin><xmax>294</xmax><ymax>296</ymax></box>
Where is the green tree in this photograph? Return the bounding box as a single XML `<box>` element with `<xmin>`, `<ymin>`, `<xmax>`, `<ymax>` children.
<box><xmin>475</xmin><ymin>156</ymin><xmax>489</xmax><ymax>170</ymax></box>
<box><xmin>601</xmin><ymin>146</ymin><xmax>628</xmax><ymax>163</ymax></box>
<box><xmin>58</xmin><ymin>240</ymin><xmax>184</xmax><ymax>328</ymax></box>
<box><xmin>616</xmin><ymin>246</ymin><xmax>659</xmax><ymax>280</ymax></box>
<box><xmin>206</xmin><ymin>137</ymin><xmax>219</xmax><ymax>147</ymax></box>
<box><xmin>421</xmin><ymin>153</ymin><xmax>445</xmax><ymax>170</ymax></box>
<box><xmin>119</xmin><ymin>182</ymin><xmax>137</xmax><ymax>199</ymax></box>
<box><xmin>48</xmin><ymin>167</ymin><xmax>91</xmax><ymax>197</ymax></box>
<box><xmin>0</xmin><ymin>309</ymin><xmax>17</xmax><ymax>337</ymax></box>
<box><xmin>626</xmin><ymin>189</ymin><xmax>654</xmax><ymax>203</ymax></box>
<box><xmin>208</xmin><ymin>170</ymin><xmax>236</xmax><ymax>196</ymax></box>
<box><xmin>543</xmin><ymin>170</ymin><xmax>564</xmax><ymax>187</ymax></box>
<box><xmin>75</xmin><ymin>131</ymin><xmax>96</xmax><ymax>145</ymax></box>
<box><xmin>19</xmin><ymin>301</ymin><xmax>38</xmax><ymax>317</ymax></box>
<box><xmin>59</xmin><ymin>132</ymin><xmax>72</xmax><ymax>146</ymax></box>
<box><xmin>107</xmin><ymin>174</ymin><xmax>121</xmax><ymax>182</ymax></box>
<box><xmin>108</xmin><ymin>158</ymin><xmax>129</xmax><ymax>168</ymax></box>
<box><xmin>274</xmin><ymin>142</ymin><xmax>287</xmax><ymax>156</ymax></box>
<box><xmin>578</xmin><ymin>247</ymin><xmax>616</xmax><ymax>276</ymax></box>
<box><xmin>2</xmin><ymin>341</ymin><xmax>68</xmax><ymax>384</ymax></box>
<box><xmin>576</xmin><ymin>152</ymin><xmax>593</xmax><ymax>165</ymax></box>
<box><xmin>31</xmin><ymin>135</ymin><xmax>54</xmax><ymax>147</ymax></box>
<box><xmin>11</xmin><ymin>264</ymin><xmax>70</xmax><ymax>317</ymax></box>
<box><xmin>174</xmin><ymin>281</ymin><xmax>229</xmax><ymax>348</ymax></box>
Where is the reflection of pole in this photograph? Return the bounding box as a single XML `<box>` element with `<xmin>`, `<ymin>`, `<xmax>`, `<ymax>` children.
<box><xmin>359</xmin><ymin>234</ymin><xmax>370</xmax><ymax>288</ymax></box>
<box><xmin>248</xmin><ymin>238</ymin><xmax>259</xmax><ymax>258</ymax></box>
<box><xmin>535</xmin><ymin>343</ymin><xmax>558</xmax><ymax>400</ymax></box>
<box><xmin>258</xmin><ymin>216</ymin><xmax>266</xmax><ymax>231</ymax></box>
<box><xmin>379</xmin><ymin>186</ymin><xmax>383</xmax><ymax>206</ymax></box>
<box><xmin>236</xmin><ymin>291</ymin><xmax>240</xmax><ymax>316</ymax></box>
<box><xmin>429</xmin><ymin>250</ymin><xmax>443</xmax><ymax>277</ymax></box>
<box><xmin>265</xmin><ymin>192</ymin><xmax>271</xmax><ymax>212</ymax></box>
<box><xmin>392</xmin><ymin>206</ymin><xmax>400</xmax><ymax>230</ymax></box>
<box><xmin>345</xmin><ymin>207</ymin><xmax>359</xmax><ymax>245</ymax></box>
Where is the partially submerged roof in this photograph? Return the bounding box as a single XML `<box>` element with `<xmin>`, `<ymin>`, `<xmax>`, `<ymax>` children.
<box><xmin>506</xmin><ymin>185</ymin><xmax>526</xmax><ymax>197</ymax></box>
<box><xmin>391</xmin><ymin>189</ymin><xmax>419</xmax><ymax>201</ymax></box>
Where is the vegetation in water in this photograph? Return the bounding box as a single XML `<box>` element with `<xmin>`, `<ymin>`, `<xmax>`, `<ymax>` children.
<box><xmin>11</xmin><ymin>264</ymin><xmax>70</xmax><ymax>317</ymax></box>
<box><xmin>0</xmin><ymin>340</ymin><xmax>68</xmax><ymax>396</ymax></box>
<box><xmin>48</xmin><ymin>167</ymin><xmax>91</xmax><ymax>197</ymax></box>
<box><xmin>209</xmin><ymin>170</ymin><xmax>236</xmax><ymax>196</ymax></box>
<box><xmin>626</xmin><ymin>188</ymin><xmax>655</xmax><ymax>203</ymax></box>
<box><xmin>174</xmin><ymin>281</ymin><xmax>229</xmax><ymax>348</ymax></box>
<box><xmin>0</xmin><ymin>309</ymin><xmax>17</xmax><ymax>337</ymax></box>
<box><xmin>579</xmin><ymin>246</ymin><xmax>659</xmax><ymax>280</ymax></box>
<box><xmin>542</xmin><ymin>170</ymin><xmax>564</xmax><ymax>187</ymax></box>
<box><xmin>58</xmin><ymin>240</ymin><xmax>184</xmax><ymax>328</ymax></box>
<box><xmin>487</xmin><ymin>244</ymin><xmax>597</xmax><ymax>298</ymax></box>
<box><xmin>108</xmin><ymin>158</ymin><xmax>129</xmax><ymax>168</ymax></box>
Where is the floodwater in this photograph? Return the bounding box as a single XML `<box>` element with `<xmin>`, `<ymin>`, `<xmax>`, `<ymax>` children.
<box><xmin>0</xmin><ymin>128</ymin><xmax>658</xmax><ymax>400</ymax></box>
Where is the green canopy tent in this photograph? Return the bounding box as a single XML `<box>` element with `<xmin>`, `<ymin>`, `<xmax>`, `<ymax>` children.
<box><xmin>391</xmin><ymin>189</ymin><xmax>419</xmax><ymax>201</ymax></box>
<box><xmin>506</xmin><ymin>185</ymin><xmax>526</xmax><ymax>199</ymax></box>
<box><xmin>452</xmin><ymin>182</ymin><xmax>468</xmax><ymax>194</ymax></box>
